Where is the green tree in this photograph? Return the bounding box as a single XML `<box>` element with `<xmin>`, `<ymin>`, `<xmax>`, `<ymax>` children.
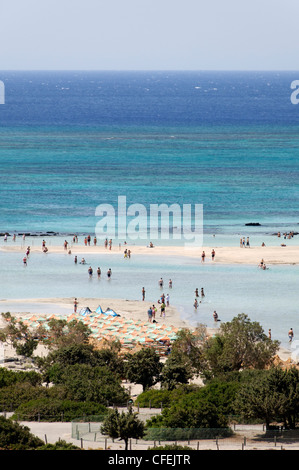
<box><xmin>101</xmin><ymin>406</ymin><xmax>144</xmax><ymax>450</ymax></box>
<box><xmin>126</xmin><ymin>348</ymin><xmax>162</xmax><ymax>391</ymax></box>
<box><xmin>171</xmin><ymin>326</ymin><xmax>206</xmax><ymax>374</ymax></box>
<box><xmin>200</xmin><ymin>314</ymin><xmax>279</xmax><ymax>379</ymax></box>
<box><xmin>47</xmin><ymin>363</ymin><xmax>129</xmax><ymax>405</ymax></box>
<box><xmin>147</xmin><ymin>393</ymin><xmax>228</xmax><ymax>430</ymax></box>
<box><xmin>0</xmin><ymin>312</ymin><xmax>39</xmax><ymax>357</ymax></box>
<box><xmin>235</xmin><ymin>367</ymin><xmax>299</xmax><ymax>429</ymax></box>
<box><xmin>160</xmin><ymin>350</ymin><xmax>194</xmax><ymax>390</ymax></box>
<box><xmin>37</xmin><ymin>343</ymin><xmax>124</xmax><ymax>382</ymax></box>
<box><xmin>0</xmin><ymin>368</ymin><xmax>42</xmax><ymax>388</ymax></box>
<box><xmin>37</xmin><ymin>318</ymin><xmax>91</xmax><ymax>350</ymax></box>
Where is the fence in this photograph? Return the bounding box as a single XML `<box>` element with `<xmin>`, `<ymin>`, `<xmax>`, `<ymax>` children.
<box><xmin>70</xmin><ymin>416</ymin><xmax>299</xmax><ymax>451</ymax></box>
<box><xmin>2</xmin><ymin>407</ymin><xmax>299</xmax><ymax>450</ymax></box>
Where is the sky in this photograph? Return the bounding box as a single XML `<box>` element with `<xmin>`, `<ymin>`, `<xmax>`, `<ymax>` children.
<box><xmin>0</xmin><ymin>0</ymin><xmax>298</xmax><ymax>70</ymax></box>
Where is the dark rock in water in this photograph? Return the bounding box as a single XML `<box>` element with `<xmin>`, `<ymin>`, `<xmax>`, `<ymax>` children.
<box><xmin>245</xmin><ymin>223</ymin><xmax>261</xmax><ymax>226</ymax></box>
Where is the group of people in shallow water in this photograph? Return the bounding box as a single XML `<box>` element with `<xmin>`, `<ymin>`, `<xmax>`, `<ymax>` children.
<box><xmin>193</xmin><ymin>287</ymin><xmax>220</xmax><ymax>322</ymax></box>
<box><xmin>84</xmin><ymin>265</ymin><xmax>112</xmax><ymax>279</ymax></box>
<box><xmin>258</xmin><ymin>258</ymin><xmax>268</xmax><ymax>270</ymax></box>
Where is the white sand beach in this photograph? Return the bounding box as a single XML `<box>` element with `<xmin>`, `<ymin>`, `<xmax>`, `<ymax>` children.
<box><xmin>2</xmin><ymin>242</ymin><xmax>299</xmax><ymax>265</ymax></box>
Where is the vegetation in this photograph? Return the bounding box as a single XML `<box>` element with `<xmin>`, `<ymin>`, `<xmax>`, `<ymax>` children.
<box><xmin>0</xmin><ymin>367</ymin><xmax>42</xmax><ymax>388</ymax></box>
<box><xmin>125</xmin><ymin>348</ymin><xmax>162</xmax><ymax>391</ymax></box>
<box><xmin>199</xmin><ymin>314</ymin><xmax>280</xmax><ymax>380</ymax></box>
<box><xmin>101</xmin><ymin>405</ymin><xmax>144</xmax><ymax>450</ymax></box>
<box><xmin>12</xmin><ymin>398</ymin><xmax>108</xmax><ymax>422</ymax></box>
<box><xmin>0</xmin><ymin>310</ymin><xmax>298</xmax><ymax>449</ymax></box>
<box><xmin>234</xmin><ymin>367</ymin><xmax>299</xmax><ymax>429</ymax></box>
<box><xmin>0</xmin><ymin>415</ymin><xmax>44</xmax><ymax>450</ymax></box>
<box><xmin>0</xmin><ymin>416</ymin><xmax>80</xmax><ymax>450</ymax></box>
<box><xmin>0</xmin><ymin>312</ymin><xmax>40</xmax><ymax>357</ymax></box>
<box><xmin>149</xmin><ymin>443</ymin><xmax>193</xmax><ymax>450</ymax></box>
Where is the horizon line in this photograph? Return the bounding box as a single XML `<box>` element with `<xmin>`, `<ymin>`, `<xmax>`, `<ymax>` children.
<box><xmin>0</xmin><ymin>69</ymin><xmax>299</xmax><ymax>73</ymax></box>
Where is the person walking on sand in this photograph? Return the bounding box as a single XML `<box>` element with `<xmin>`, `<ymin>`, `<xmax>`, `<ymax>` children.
<box><xmin>166</xmin><ymin>294</ymin><xmax>170</xmax><ymax>306</ymax></box>
<box><xmin>160</xmin><ymin>301</ymin><xmax>166</xmax><ymax>318</ymax></box>
<box><xmin>74</xmin><ymin>298</ymin><xmax>78</xmax><ymax>313</ymax></box>
<box><xmin>147</xmin><ymin>306</ymin><xmax>153</xmax><ymax>322</ymax></box>
<box><xmin>288</xmin><ymin>328</ymin><xmax>294</xmax><ymax>342</ymax></box>
<box><xmin>211</xmin><ymin>249</ymin><xmax>215</xmax><ymax>261</ymax></box>
<box><xmin>152</xmin><ymin>304</ymin><xmax>157</xmax><ymax>321</ymax></box>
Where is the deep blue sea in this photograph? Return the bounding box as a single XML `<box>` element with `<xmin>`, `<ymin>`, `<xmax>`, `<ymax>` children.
<box><xmin>1</xmin><ymin>71</ymin><xmax>299</xmax><ymax>349</ymax></box>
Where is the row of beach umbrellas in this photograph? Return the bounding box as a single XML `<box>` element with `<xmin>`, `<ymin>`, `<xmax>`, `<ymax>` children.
<box><xmin>17</xmin><ymin>309</ymin><xmax>179</xmax><ymax>347</ymax></box>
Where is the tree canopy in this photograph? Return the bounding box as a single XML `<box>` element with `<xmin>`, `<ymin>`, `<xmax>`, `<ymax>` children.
<box><xmin>101</xmin><ymin>406</ymin><xmax>144</xmax><ymax>450</ymax></box>
<box><xmin>200</xmin><ymin>314</ymin><xmax>280</xmax><ymax>380</ymax></box>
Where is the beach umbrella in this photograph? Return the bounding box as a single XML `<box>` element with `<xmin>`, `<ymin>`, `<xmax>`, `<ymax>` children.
<box><xmin>138</xmin><ymin>337</ymin><xmax>154</xmax><ymax>343</ymax></box>
<box><xmin>158</xmin><ymin>336</ymin><xmax>170</xmax><ymax>341</ymax></box>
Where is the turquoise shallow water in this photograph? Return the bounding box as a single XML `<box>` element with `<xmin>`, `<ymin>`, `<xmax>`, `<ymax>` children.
<box><xmin>0</xmin><ymin>235</ymin><xmax>298</xmax><ymax>351</ymax></box>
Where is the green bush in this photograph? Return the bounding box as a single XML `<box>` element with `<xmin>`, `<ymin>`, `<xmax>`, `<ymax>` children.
<box><xmin>46</xmin><ymin>363</ymin><xmax>129</xmax><ymax>406</ymax></box>
<box><xmin>37</xmin><ymin>440</ymin><xmax>81</xmax><ymax>450</ymax></box>
<box><xmin>136</xmin><ymin>389</ymin><xmax>172</xmax><ymax>408</ymax></box>
<box><xmin>0</xmin><ymin>368</ymin><xmax>42</xmax><ymax>388</ymax></box>
<box><xmin>12</xmin><ymin>398</ymin><xmax>108</xmax><ymax>422</ymax></box>
<box><xmin>136</xmin><ymin>385</ymin><xmax>200</xmax><ymax>409</ymax></box>
<box><xmin>144</xmin><ymin>426</ymin><xmax>233</xmax><ymax>440</ymax></box>
<box><xmin>148</xmin><ymin>443</ymin><xmax>194</xmax><ymax>450</ymax></box>
<box><xmin>0</xmin><ymin>415</ymin><xmax>44</xmax><ymax>450</ymax></box>
<box><xmin>0</xmin><ymin>382</ymin><xmax>49</xmax><ymax>411</ymax></box>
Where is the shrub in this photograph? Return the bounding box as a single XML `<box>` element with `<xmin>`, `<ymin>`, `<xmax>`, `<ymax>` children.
<box><xmin>0</xmin><ymin>382</ymin><xmax>48</xmax><ymax>411</ymax></box>
<box><xmin>12</xmin><ymin>398</ymin><xmax>108</xmax><ymax>422</ymax></box>
<box><xmin>0</xmin><ymin>368</ymin><xmax>42</xmax><ymax>388</ymax></box>
<box><xmin>148</xmin><ymin>443</ymin><xmax>194</xmax><ymax>450</ymax></box>
<box><xmin>37</xmin><ymin>440</ymin><xmax>81</xmax><ymax>450</ymax></box>
<box><xmin>0</xmin><ymin>415</ymin><xmax>44</xmax><ymax>450</ymax></box>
